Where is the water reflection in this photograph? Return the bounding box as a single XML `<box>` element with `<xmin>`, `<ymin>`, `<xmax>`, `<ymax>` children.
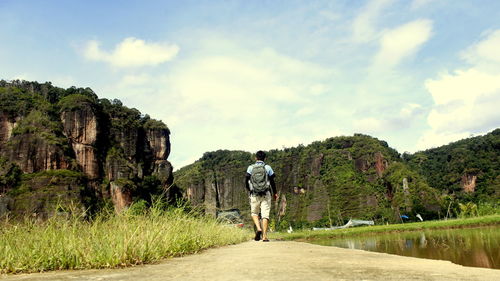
<box><xmin>309</xmin><ymin>226</ymin><xmax>500</xmax><ymax>269</ymax></box>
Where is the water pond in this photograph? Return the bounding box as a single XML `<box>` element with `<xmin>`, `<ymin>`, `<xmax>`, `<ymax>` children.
<box><xmin>309</xmin><ymin>226</ymin><xmax>500</xmax><ymax>269</ymax></box>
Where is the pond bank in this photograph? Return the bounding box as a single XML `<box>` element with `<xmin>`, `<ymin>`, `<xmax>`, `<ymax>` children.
<box><xmin>2</xmin><ymin>241</ymin><xmax>499</xmax><ymax>281</ymax></box>
<box><xmin>272</xmin><ymin>215</ymin><xmax>500</xmax><ymax>241</ymax></box>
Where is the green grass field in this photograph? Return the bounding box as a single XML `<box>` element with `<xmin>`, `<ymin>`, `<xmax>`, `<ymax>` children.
<box><xmin>270</xmin><ymin>215</ymin><xmax>500</xmax><ymax>241</ymax></box>
<box><xmin>0</xmin><ymin>207</ymin><xmax>252</xmax><ymax>274</ymax></box>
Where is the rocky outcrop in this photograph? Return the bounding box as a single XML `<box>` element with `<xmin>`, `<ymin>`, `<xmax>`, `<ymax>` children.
<box><xmin>148</xmin><ymin>128</ymin><xmax>173</xmax><ymax>185</ymax></box>
<box><xmin>105</xmin><ymin>153</ymin><xmax>136</xmax><ymax>181</ymax></box>
<box><xmin>110</xmin><ymin>181</ymin><xmax>133</xmax><ymax>213</ymax></box>
<box><xmin>61</xmin><ymin>106</ymin><xmax>99</xmax><ymax>179</ymax></box>
<box><xmin>354</xmin><ymin>152</ymin><xmax>388</xmax><ymax>181</ymax></box>
<box><xmin>374</xmin><ymin>152</ymin><xmax>388</xmax><ymax>177</ymax></box>
<box><xmin>4</xmin><ymin>134</ymin><xmax>71</xmax><ymax>173</ymax></box>
<box><xmin>461</xmin><ymin>173</ymin><xmax>477</xmax><ymax>193</ymax></box>
<box><xmin>152</xmin><ymin>160</ymin><xmax>173</xmax><ymax>184</ymax></box>
<box><xmin>0</xmin><ymin>113</ymin><xmax>18</xmax><ymax>147</ymax></box>
<box><xmin>116</xmin><ymin>129</ymin><xmax>138</xmax><ymax>160</ymax></box>
<box><xmin>147</xmin><ymin>129</ymin><xmax>171</xmax><ymax>160</ymax></box>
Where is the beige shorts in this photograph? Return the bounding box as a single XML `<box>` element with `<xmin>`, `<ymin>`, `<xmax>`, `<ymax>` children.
<box><xmin>250</xmin><ymin>192</ymin><xmax>271</xmax><ymax>220</ymax></box>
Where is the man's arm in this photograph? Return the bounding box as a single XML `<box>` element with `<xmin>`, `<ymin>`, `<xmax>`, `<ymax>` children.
<box><xmin>245</xmin><ymin>173</ymin><xmax>251</xmax><ymax>192</ymax></box>
<box><xmin>269</xmin><ymin>174</ymin><xmax>277</xmax><ymax>196</ymax></box>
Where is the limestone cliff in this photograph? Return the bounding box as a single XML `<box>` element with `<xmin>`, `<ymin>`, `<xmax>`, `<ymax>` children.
<box><xmin>0</xmin><ymin>80</ymin><xmax>174</xmax><ymax>217</ymax></box>
<box><xmin>4</xmin><ymin>133</ymin><xmax>71</xmax><ymax>173</ymax></box>
<box><xmin>175</xmin><ymin>135</ymin><xmax>441</xmax><ymax>226</ymax></box>
<box><xmin>61</xmin><ymin>103</ymin><xmax>100</xmax><ymax>179</ymax></box>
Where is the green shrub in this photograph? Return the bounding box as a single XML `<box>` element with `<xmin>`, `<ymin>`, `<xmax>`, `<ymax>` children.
<box><xmin>127</xmin><ymin>199</ymin><xmax>149</xmax><ymax>215</ymax></box>
<box><xmin>477</xmin><ymin>202</ymin><xmax>500</xmax><ymax>216</ymax></box>
<box><xmin>58</xmin><ymin>94</ymin><xmax>97</xmax><ymax>112</ymax></box>
<box><xmin>143</xmin><ymin>118</ymin><xmax>169</xmax><ymax>132</ymax></box>
<box><xmin>458</xmin><ymin>202</ymin><xmax>479</xmax><ymax>218</ymax></box>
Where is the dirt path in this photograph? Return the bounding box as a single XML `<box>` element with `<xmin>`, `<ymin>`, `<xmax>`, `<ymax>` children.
<box><xmin>2</xmin><ymin>240</ymin><xmax>499</xmax><ymax>281</ymax></box>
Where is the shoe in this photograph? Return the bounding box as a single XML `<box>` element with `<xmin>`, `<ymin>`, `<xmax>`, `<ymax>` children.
<box><xmin>254</xmin><ymin>230</ymin><xmax>262</xmax><ymax>241</ymax></box>
<box><xmin>262</xmin><ymin>239</ymin><xmax>270</xmax><ymax>242</ymax></box>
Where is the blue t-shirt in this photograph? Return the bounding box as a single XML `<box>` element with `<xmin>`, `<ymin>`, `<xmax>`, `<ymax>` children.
<box><xmin>247</xmin><ymin>161</ymin><xmax>274</xmax><ymax>176</ymax></box>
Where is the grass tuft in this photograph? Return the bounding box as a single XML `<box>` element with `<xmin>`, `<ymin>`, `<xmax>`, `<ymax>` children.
<box><xmin>0</xmin><ymin>206</ymin><xmax>252</xmax><ymax>274</ymax></box>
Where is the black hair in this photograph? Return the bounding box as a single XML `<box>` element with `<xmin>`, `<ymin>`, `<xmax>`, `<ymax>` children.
<box><xmin>256</xmin><ymin>150</ymin><xmax>266</xmax><ymax>161</ymax></box>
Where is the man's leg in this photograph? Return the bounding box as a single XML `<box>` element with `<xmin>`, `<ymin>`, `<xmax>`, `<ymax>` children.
<box><xmin>250</xmin><ymin>195</ymin><xmax>262</xmax><ymax>241</ymax></box>
<box><xmin>261</xmin><ymin>192</ymin><xmax>271</xmax><ymax>241</ymax></box>
<box><xmin>252</xmin><ymin>215</ymin><xmax>262</xmax><ymax>231</ymax></box>
<box><xmin>262</xmin><ymin>218</ymin><xmax>269</xmax><ymax>240</ymax></box>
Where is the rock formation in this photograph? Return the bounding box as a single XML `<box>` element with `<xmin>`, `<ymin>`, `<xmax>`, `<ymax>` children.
<box><xmin>61</xmin><ymin>105</ymin><xmax>100</xmax><ymax>179</ymax></box>
<box><xmin>0</xmin><ymin>113</ymin><xmax>18</xmax><ymax>147</ymax></box>
<box><xmin>110</xmin><ymin>181</ymin><xmax>133</xmax><ymax>213</ymax></box>
<box><xmin>461</xmin><ymin>173</ymin><xmax>477</xmax><ymax>193</ymax></box>
<box><xmin>0</xmin><ymin>80</ymin><xmax>173</xmax><ymax>217</ymax></box>
<box><xmin>148</xmin><ymin>128</ymin><xmax>174</xmax><ymax>186</ymax></box>
<box><xmin>3</xmin><ymin>134</ymin><xmax>71</xmax><ymax>173</ymax></box>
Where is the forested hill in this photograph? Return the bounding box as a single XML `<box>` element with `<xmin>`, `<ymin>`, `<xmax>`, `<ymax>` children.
<box><xmin>175</xmin><ymin>131</ymin><xmax>499</xmax><ymax>228</ymax></box>
<box><xmin>404</xmin><ymin>129</ymin><xmax>500</xmax><ymax>202</ymax></box>
<box><xmin>175</xmin><ymin>134</ymin><xmax>443</xmax><ymax>227</ymax></box>
<box><xmin>0</xmin><ymin>80</ymin><xmax>175</xmax><ymax>218</ymax></box>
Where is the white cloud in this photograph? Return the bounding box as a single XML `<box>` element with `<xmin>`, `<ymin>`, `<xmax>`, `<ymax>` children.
<box><xmin>425</xmin><ymin>68</ymin><xmax>500</xmax><ymax>106</ymax></box>
<box><xmin>101</xmin><ymin>39</ymin><xmax>338</xmax><ymax>169</ymax></box>
<box><xmin>373</xmin><ymin>19</ymin><xmax>432</xmax><ymax>69</ymax></box>
<box><xmin>353</xmin><ymin>103</ymin><xmax>425</xmax><ymax>135</ymax></box>
<box><xmin>416</xmin><ymin>130</ymin><xmax>469</xmax><ymax>151</ymax></box>
<box><xmin>83</xmin><ymin>37</ymin><xmax>179</xmax><ymax>68</ymax></box>
<box><xmin>309</xmin><ymin>84</ymin><xmax>327</xmax><ymax>96</ymax></box>
<box><xmin>462</xmin><ymin>29</ymin><xmax>500</xmax><ymax>65</ymax></box>
<box><xmin>425</xmin><ymin>69</ymin><xmax>500</xmax><ymax>134</ymax></box>
<box><xmin>166</xmin><ymin>47</ymin><xmax>333</xmax><ymax>121</ymax></box>
<box><xmin>354</xmin><ymin>117</ymin><xmax>385</xmax><ymax>134</ymax></box>
<box><xmin>400</xmin><ymin>103</ymin><xmax>423</xmax><ymax>117</ymax></box>
<box><xmin>118</xmin><ymin>73</ymin><xmax>153</xmax><ymax>87</ymax></box>
<box><xmin>296</xmin><ymin>107</ymin><xmax>315</xmax><ymax>117</ymax></box>
<box><xmin>418</xmin><ymin>29</ymin><xmax>500</xmax><ymax>150</ymax></box>
<box><xmin>352</xmin><ymin>0</ymin><xmax>394</xmax><ymax>43</ymax></box>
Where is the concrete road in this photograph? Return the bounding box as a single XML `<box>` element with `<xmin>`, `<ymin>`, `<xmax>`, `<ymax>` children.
<box><xmin>2</xmin><ymin>240</ymin><xmax>499</xmax><ymax>281</ymax></box>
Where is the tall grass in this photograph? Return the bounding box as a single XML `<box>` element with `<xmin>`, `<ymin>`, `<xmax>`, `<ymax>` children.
<box><xmin>272</xmin><ymin>214</ymin><xmax>500</xmax><ymax>241</ymax></box>
<box><xmin>0</xmin><ymin>205</ymin><xmax>251</xmax><ymax>274</ymax></box>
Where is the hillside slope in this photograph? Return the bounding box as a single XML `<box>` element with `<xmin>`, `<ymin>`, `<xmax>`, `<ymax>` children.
<box><xmin>404</xmin><ymin>129</ymin><xmax>500</xmax><ymax>210</ymax></box>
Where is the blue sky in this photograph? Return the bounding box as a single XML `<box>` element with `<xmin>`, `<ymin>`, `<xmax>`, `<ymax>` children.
<box><xmin>1</xmin><ymin>0</ymin><xmax>499</xmax><ymax>169</ymax></box>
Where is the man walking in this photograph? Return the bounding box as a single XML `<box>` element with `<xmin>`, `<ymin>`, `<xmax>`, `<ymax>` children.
<box><xmin>245</xmin><ymin>150</ymin><xmax>277</xmax><ymax>242</ymax></box>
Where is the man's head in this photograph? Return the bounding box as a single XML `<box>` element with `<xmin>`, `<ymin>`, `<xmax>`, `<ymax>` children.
<box><xmin>255</xmin><ymin>150</ymin><xmax>266</xmax><ymax>161</ymax></box>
